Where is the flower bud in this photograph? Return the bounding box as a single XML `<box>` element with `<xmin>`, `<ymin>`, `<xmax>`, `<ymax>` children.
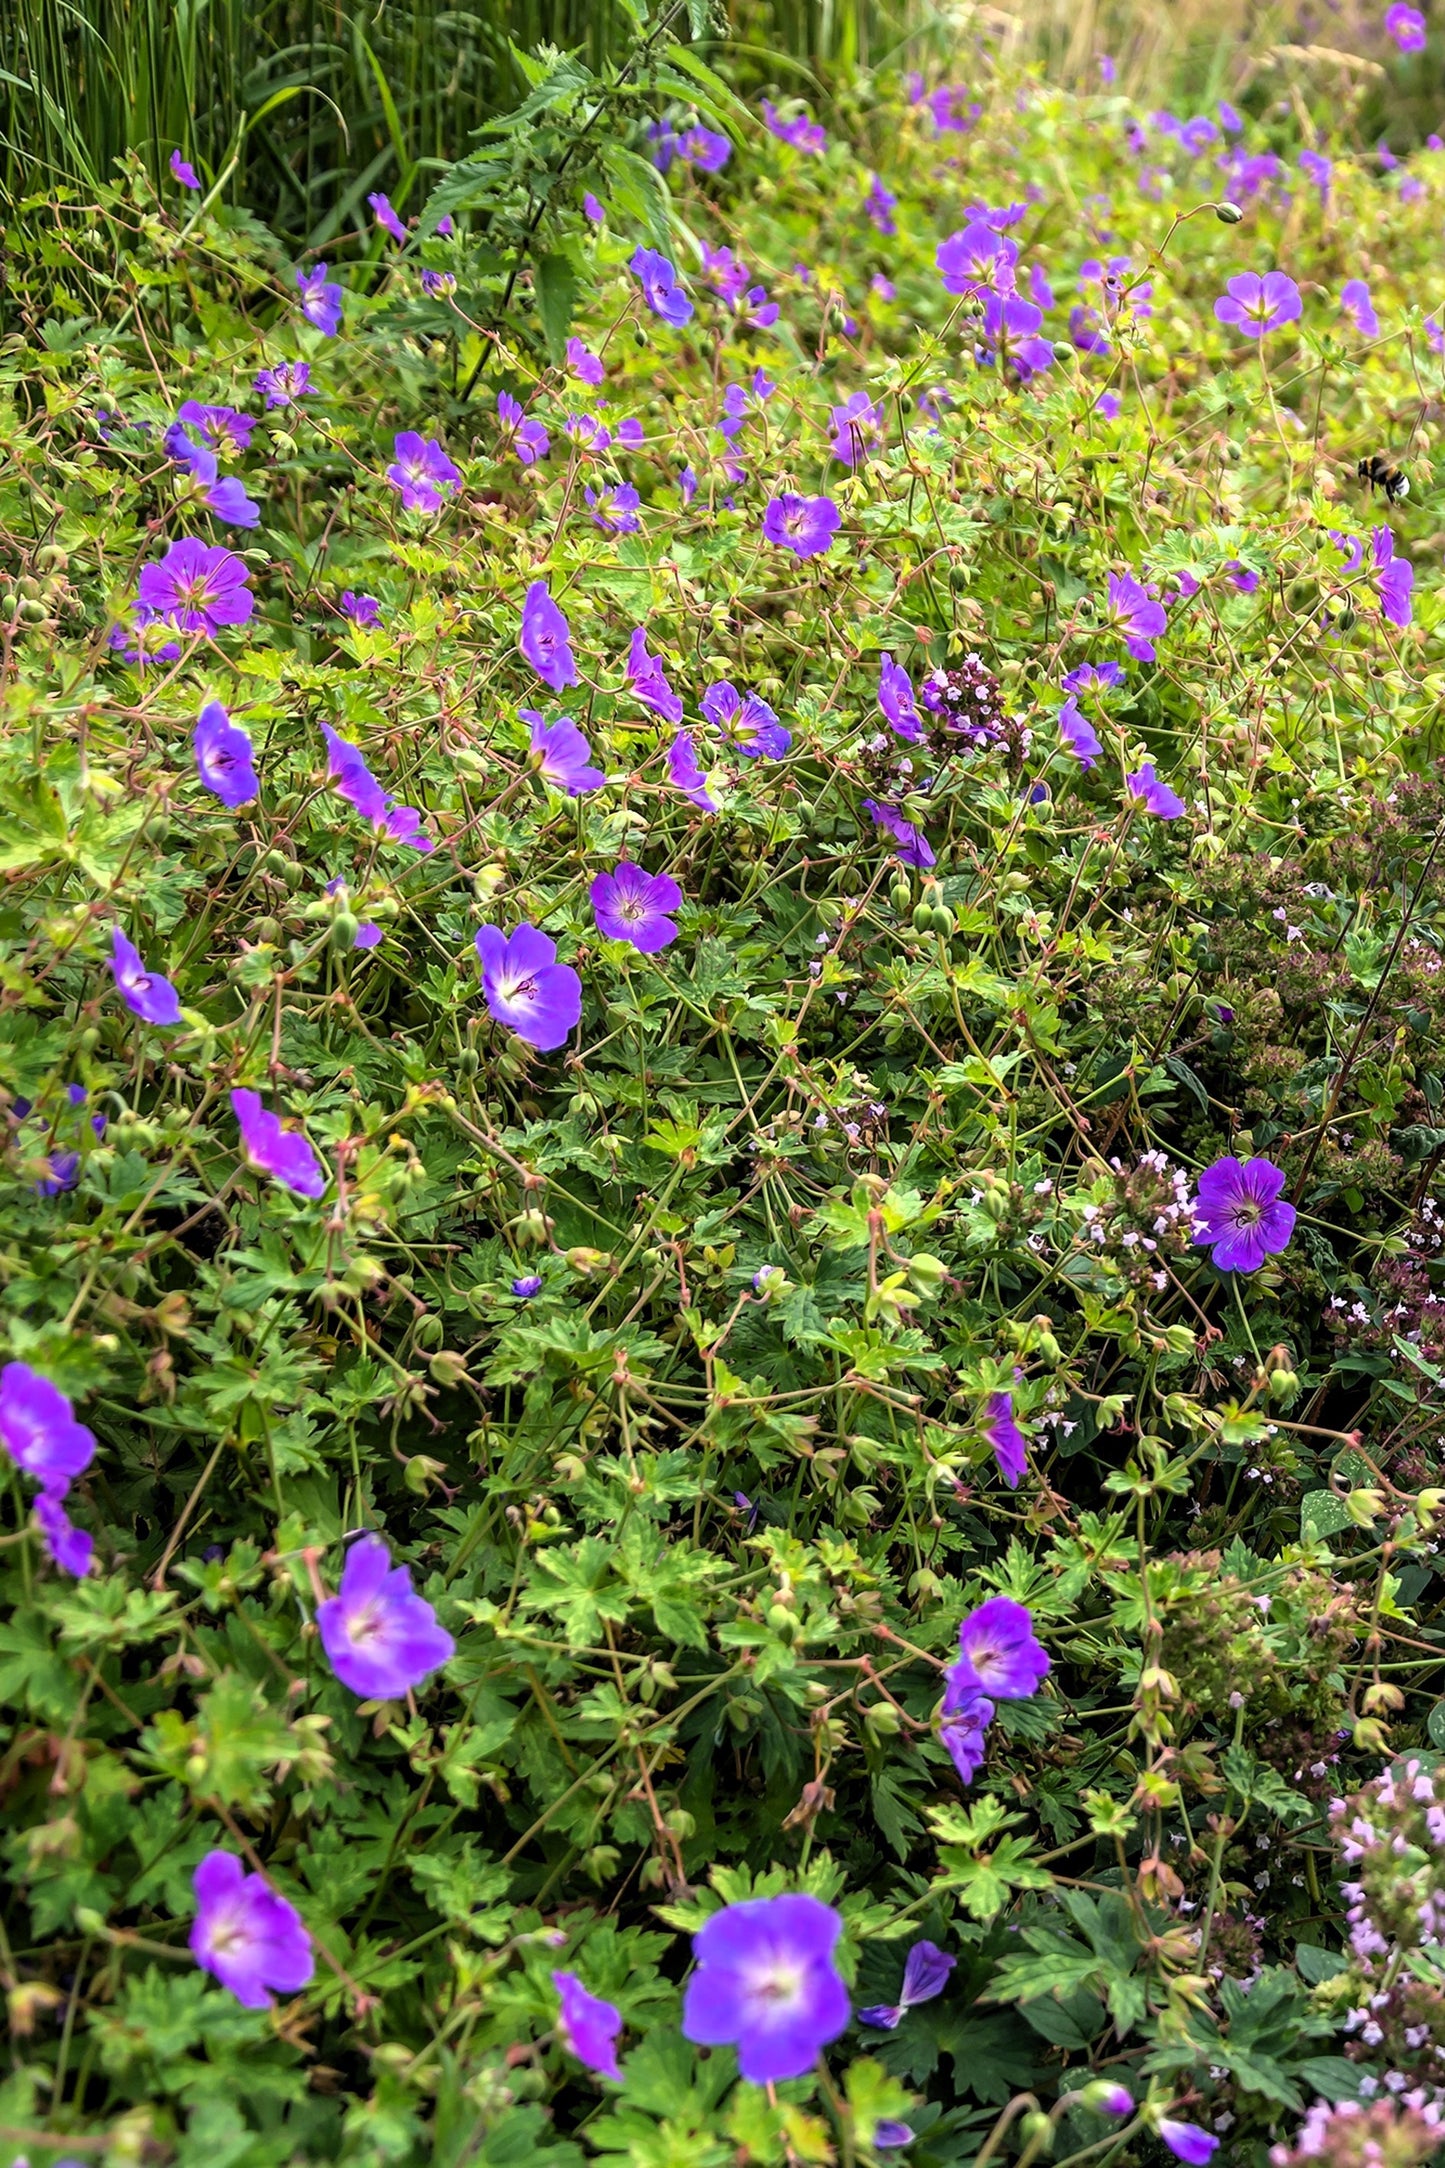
<box><xmin>1215</xmin><ymin>200</ymin><xmax>1244</xmax><ymax>222</ymax></box>
<box><xmin>1080</xmin><ymin>2082</ymin><xmax>1133</xmax><ymax>2118</ymax></box>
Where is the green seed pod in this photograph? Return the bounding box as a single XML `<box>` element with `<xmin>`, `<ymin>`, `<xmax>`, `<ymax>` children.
<box><xmin>888</xmin><ymin>877</ymin><xmax>912</xmax><ymax>914</ymax></box>
<box><xmin>330</xmin><ymin>911</ymin><xmax>359</xmax><ymax>953</ymax></box>
<box><xmin>1215</xmin><ymin>200</ymin><xmax>1244</xmax><ymax>223</ymax></box>
<box><xmin>457</xmin><ymin>1047</ymin><xmax>480</xmax><ymax>1079</ymax></box>
<box><xmin>19</xmin><ymin>598</ymin><xmax>48</xmax><ymax>624</ymax></box>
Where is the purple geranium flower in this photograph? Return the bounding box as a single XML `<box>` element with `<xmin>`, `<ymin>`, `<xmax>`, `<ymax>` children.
<box><xmin>194</xmin><ymin>700</ymin><xmax>259</xmax><ymax>809</ymax></box>
<box><xmin>1127</xmin><ymin>763</ymin><xmax>1186</xmax><ymax>819</ymax></box>
<box><xmin>170</xmin><ymin>149</ymin><xmax>200</xmax><ymax>189</ymax></box>
<box><xmin>829</xmin><ymin>391</ymin><xmax>883</xmax><ymax>468</ymax></box>
<box><xmin>1103</xmin><ymin>571</ymin><xmax>1167</xmax><ymax>662</ymax></box>
<box><xmin>231</xmin><ymin>1088</ymin><xmax>326</xmax><ymax>1200</ymax></box>
<box><xmin>190</xmin><ymin>1851</ymin><xmax>314</xmax><ymax>2009</ymax></box>
<box><xmin>591</xmin><ymin>863</ymin><xmax>682</xmax><ymax>953</ymax></box>
<box><xmin>627</xmin><ymin>628</ymin><xmax>684</xmax><ymax>724</ymax></box>
<box><xmin>1372</xmin><ymin>525</ymin><xmax>1414</xmax><ymax>627</ymax></box>
<box><xmin>164</xmin><ymin>424</ymin><xmax>261</xmax><ymax>529</ymax></box>
<box><xmin>497</xmin><ymin>391</ymin><xmax>550</xmax><ymax>465</ymax></box>
<box><xmin>110</xmin><ymin>926</ymin><xmax>182</xmax><ymax>1027</ymax></box>
<box><xmin>586</xmin><ymin>483</ymin><xmax>641</xmax><ymax>534</ymax></box>
<box><xmin>296</xmin><ymin>263</ymin><xmax>343</xmax><ymax>336</ymax></box>
<box><xmin>864</xmin><ymin>174</ymin><xmax>898</xmax><ymax>234</ymax></box>
<box><xmin>859</xmin><ymin>1940</ymin><xmax>956</xmax><ymax>2029</ymax></box>
<box><xmin>666</xmin><ymin>732</ymin><xmax>717</xmax><ymax>812</ymax></box>
<box><xmin>254</xmin><ymin>361</ymin><xmax>315</xmax><ymax>409</ymax></box>
<box><xmin>937</xmin><ymin>220</ymin><xmax>1020</xmax><ymax>294</ymax></box>
<box><xmin>567</xmin><ymin>338</ymin><xmax>606</xmax><ymax>385</ymax></box>
<box><xmin>630</xmin><ymin>247</ymin><xmax>693</xmax><ymax>326</ymax></box>
<box><xmin>1058</xmin><ymin>696</ymin><xmax>1102</xmax><ymax>768</ymax></box>
<box><xmin>682</xmin><ymin>1895</ymin><xmax>849</xmax><ymax>2083</ymax></box>
<box><xmin>1341</xmin><ymin>279</ymin><xmax>1380</xmax><ymax>337</ymax></box>
<box><xmin>1385</xmin><ymin>3</ymin><xmax>1427</xmax><ymax>51</ymax></box>
<box><xmin>583</xmin><ymin>193</ymin><xmax>605</xmax><ymax>223</ymax></box>
<box><xmin>939</xmin><ymin>1671</ymin><xmax>994</xmax><ymax>1785</ymax></box>
<box><xmin>1214</xmin><ymin>270</ymin><xmax>1302</xmax><ymax>337</ymax></box>
<box><xmin>177</xmin><ymin>401</ymin><xmax>255</xmax><ymax>457</ymax></box>
<box><xmin>1193</xmin><ymin>1155</ymin><xmax>1295</xmax><ymax>1273</ymax></box>
<box><xmin>1300</xmin><ymin>148</ymin><xmax>1333</xmax><ymax>195</ymax></box>
<box><xmin>762</xmin><ymin>493</ymin><xmax>840</xmax><ymax>559</ymax></box>
<box><xmin>553</xmin><ymin>1970</ymin><xmax>622</xmax><ymax>2079</ymax></box>
<box><xmin>680</xmin><ymin>124</ymin><xmax>731</xmax><ymax>172</ymax></box>
<box><xmin>702</xmin><ymin>680</ymin><xmax>790</xmax><ymax>760</ymax></box>
<box><xmin>863</xmin><ymin>799</ymin><xmax>935</xmax><ymax>869</ymax></box>
<box><xmin>1159</xmin><ymin>2123</ymin><xmax>1219</xmax><ymax>2167</ymax></box>
<box><xmin>0</xmin><ymin>1362</ymin><xmax>97</xmax><ymax>1497</ymax></box>
<box><xmin>135</xmin><ymin>537</ymin><xmax>253</xmax><ymax>636</ymax></box>
<box><xmin>317</xmin><ymin>1532</ymin><xmax>454</xmax><ymax>1699</ymax></box>
<box><xmin>34</xmin><ymin>1491</ymin><xmax>93</xmax><ymax>1577</ymax></box>
<box><xmin>978</xmin><ymin>289</ymin><xmax>1054</xmax><ymax>381</ymax></box>
<box><xmin>874</xmin><ymin>2123</ymin><xmax>915</xmax><ymax>2150</ymax></box>
<box><xmin>386</xmin><ymin>431</ymin><xmax>460</xmax><ymax>514</ymax></box>
<box><xmin>511</xmin><ymin>1274</ymin><xmax>543</xmax><ymax>1298</ymax></box>
<box><xmin>321</xmin><ymin>723</ymin><xmax>387</xmax><ymax>822</ymax></box>
<box><xmin>520</xmin><ymin>581</ymin><xmax>579</xmax><ymax>691</ymax></box>
<box><xmin>953</xmin><ymin>1597</ymin><xmax>1050</xmax><ymax>1698</ymax></box>
<box><xmin>761</xmin><ymin>99</ymin><xmax>826</xmax><ymax>153</ymax></box>
<box><xmin>984</xmin><ymin>1390</ymin><xmax>1027</xmax><ymax>1487</ymax></box>
<box><xmin>369</xmin><ymin>191</ymin><xmax>406</xmax><ymax>243</ymax></box>
<box><xmin>341</xmin><ymin>590</ymin><xmax>382</xmax><ymax>628</ymax></box>
<box><xmin>476</xmin><ymin>925</ymin><xmax>582</xmax><ymax>1052</ymax></box>
<box><xmin>420</xmin><ymin>268</ymin><xmax>456</xmax><ymax>297</ymax></box>
<box><xmin>528</xmin><ymin>710</ymin><xmax>604</xmax><ymax>795</ymax></box>
<box><xmin>878</xmin><ymin>653</ymin><xmax>922</xmax><ymax>742</ymax></box>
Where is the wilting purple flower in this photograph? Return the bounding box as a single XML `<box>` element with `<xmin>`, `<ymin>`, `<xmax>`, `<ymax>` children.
<box><xmin>1027</xmin><ymin>262</ymin><xmax>1055</xmax><ymax>310</ymax></box>
<box><xmin>170</xmin><ymin>149</ymin><xmax>200</xmax><ymax>189</ymax></box>
<box><xmin>984</xmin><ymin>1390</ymin><xmax>1027</xmax><ymax>1487</ymax></box>
<box><xmin>762</xmin><ymin>493</ymin><xmax>840</xmax><ymax>559</ymax></box>
<box><xmin>1057</xmin><ymin>696</ymin><xmax>1102</xmax><ymax>768</ymax></box>
<box><xmin>136</xmin><ymin>537</ymin><xmax>254</xmax><ymax>636</ymax></box>
<box><xmin>386</xmin><ymin>431</ymin><xmax>460</xmax><ymax>513</ymax></box>
<box><xmin>864</xmin><ymin>174</ymin><xmax>897</xmax><ymax>234</ymax></box>
<box><xmin>978</xmin><ymin>289</ymin><xmax>1054</xmax><ymax>381</ymax></box>
<box><xmin>420</xmin><ymin>268</ymin><xmax>456</xmax><ymax>297</ymax></box>
<box><xmin>231</xmin><ymin>1088</ymin><xmax>325</xmax><ymax>1200</ymax></box>
<box><xmin>630</xmin><ymin>247</ymin><xmax>693</xmax><ymax>327</ymax></box>
<box><xmin>476</xmin><ymin>925</ymin><xmax>581</xmax><ymax>1051</ymax></box>
<box><xmin>1214</xmin><ymin>270</ymin><xmax>1302</xmax><ymax>337</ymax></box>
<box><xmin>591</xmin><ymin>863</ymin><xmax>682</xmax><ymax>953</ymax></box>
<box><xmin>702</xmin><ymin>681</ymin><xmax>790</xmax><ymax>760</ymax></box>
<box><xmin>1341</xmin><ymin>279</ymin><xmax>1380</xmax><ymax>337</ymax></box>
<box><xmin>874</xmin><ymin>2125</ymin><xmax>915</xmax><ymax>2150</ymax></box>
<box><xmin>1385</xmin><ymin>4</ymin><xmax>1427</xmax><ymax>51</ymax></box>
<box><xmin>194</xmin><ymin>700</ymin><xmax>259</xmax><ymax>808</ymax></box>
<box><xmin>863</xmin><ymin>799</ymin><xmax>935</xmax><ymax>869</ymax></box>
<box><xmin>511</xmin><ymin>1275</ymin><xmax>543</xmax><ymax>1299</ymax></box>
<box><xmin>34</xmin><ymin>1491</ymin><xmax>93</xmax><ymax>1577</ymax></box>
<box><xmin>341</xmin><ymin>590</ymin><xmax>382</xmax><ymax>628</ymax></box>
<box><xmin>859</xmin><ymin>1941</ymin><xmax>956</xmax><ymax>2029</ymax></box>
<box><xmin>177</xmin><ymin>401</ymin><xmax>255</xmax><ymax>456</ymax></box>
<box><xmin>583</xmin><ymin>192</ymin><xmax>605</xmax><ymax>223</ymax></box>
<box><xmin>110</xmin><ymin>926</ymin><xmax>182</xmax><ymax>1027</ymax></box>
<box><xmin>1070</xmin><ymin>303</ymin><xmax>1111</xmax><ymax>357</ymax></box>
<box><xmin>1159</xmin><ymin>2123</ymin><xmax>1219</xmax><ymax>2167</ymax></box>
<box><xmin>1193</xmin><ymin>1155</ymin><xmax>1294</xmax><ymax>1273</ymax></box>
<box><xmin>254</xmin><ymin>361</ymin><xmax>315</xmax><ymax>408</ymax></box>
<box><xmin>321</xmin><ymin>723</ymin><xmax>387</xmax><ymax>823</ymax></box>
<box><xmin>667</xmin><ymin>732</ymin><xmax>717</xmax><ymax>812</ymax></box>
<box><xmin>368</xmin><ymin>191</ymin><xmax>406</xmax><ymax>243</ymax></box>
<box><xmin>738</xmin><ymin>283</ymin><xmax>779</xmax><ymax>329</ymax></box>
<box><xmin>296</xmin><ymin>263</ymin><xmax>343</xmax><ymax>336</ymax></box>
<box><xmin>1062</xmin><ymin>662</ymin><xmax>1125</xmax><ymax>699</ymax></box>
<box><xmin>190</xmin><ymin>1852</ymin><xmax>314</xmax><ymax>2010</ymax></box>
<box><xmin>1127</xmin><ymin>763</ymin><xmax>1186</xmax><ymax>819</ymax></box>
<box><xmin>108</xmin><ymin>613</ymin><xmax>182</xmax><ymax>667</ymax></box>
<box><xmin>878</xmin><ymin>653</ymin><xmax>921</xmax><ymax>742</ymax></box>
<box><xmin>1300</xmin><ymin>148</ymin><xmax>1333</xmax><ymax>195</ymax></box>
<box><xmin>627</xmin><ymin>628</ymin><xmax>684</xmax><ymax>724</ymax></box>
<box><xmin>1103</xmin><ymin>571</ymin><xmax>1167</xmax><ymax>662</ymax></box>
<box><xmin>520</xmin><ymin>581</ymin><xmax>578</xmax><ymax>692</ymax></box>
<box><xmin>761</xmin><ymin>99</ymin><xmax>826</xmax><ymax>153</ymax></box>
<box><xmin>567</xmin><ymin>337</ymin><xmax>605</xmax><ymax>385</ymax></box>
<box><xmin>937</xmin><ymin>220</ymin><xmax>1019</xmax><ymax>295</ymax></box>
<box><xmin>954</xmin><ymin>1597</ymin><xmax>1050</xmax><ymax>1698</ymax></box>
<box><xmin>497</xmin><ymin>391</ymin><xmax>550</xmax><ymax>466</ymax></box>
<box><xmin>1372</xmin><ymin>525</ymin><xmax>1414</xmax><ymax>627</ymax></box>
<box><xmin>164</xmin><ymin>424</ymin><xmax>260</xmax><ymax>529</ymax></box>
<box><xmin>939</xmin><ymin>1670</ymin><xmax>994</xmax><ymax>1784</ymax></box>
<box><xmin>529</xmin><ymin>711</ymin><xmax>604</xmax><ymax>795</ymax></box>
<box><xmin>586</xmin><ymin>483</ymin><xmax>641</xmax><ymax>534</ymax></box>
<box><xmin>553</xmin><ymin>1970</ymin><xmax>622</xmax><ymax>2079</ymax></box>
<box><xmin>0</xmin><ymin>1362</ymin><xmax>97</xmax><ymax>1496</ymax></box>
<box><xmin>682</xmin><ymin>1895</ymin><xmax>848</xmax><ymax>2083</ymax></box>
<box><xmin>829</xmin><ymin>391</ymin><xmax>883</xmax><ymax>467</ymax></box>
<box><xmin>317</xmin><ymin>1532</ymin><xmax>453</xmax><ymax>1698</ymax></box>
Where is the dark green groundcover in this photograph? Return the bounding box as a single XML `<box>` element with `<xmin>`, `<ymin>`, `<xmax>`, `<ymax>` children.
<box><xmin>5</xmin><ymin>15</ymin><xmax>1445</xmax><ymax>2168</ymax></box>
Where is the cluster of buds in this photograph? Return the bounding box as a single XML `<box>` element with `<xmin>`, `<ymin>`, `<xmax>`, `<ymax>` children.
<box><xmin>1270</xmin><ymin>2098</ymin><xmax>1445</xmax><ymax>2168</ymax></box>
<box><xmin>1333</xmin><ymin>1760</ymin><xmax>1445</xmax><ymax>1963</ymax></box>
<box><xmin>1077</xmin><ymin>1150</ymin><xmax>1199</xmax><ymax>1293</ymax></box>
<box><xmin>920</xmin><ymin>654</ymin><xmax>1018</xmax><ymax>754</ymax></box>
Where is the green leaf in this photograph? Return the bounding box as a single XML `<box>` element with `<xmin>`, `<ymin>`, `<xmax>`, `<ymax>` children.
<box><xmin>533</xmin><ymin>249</ymin><xmax>578</xmax><ymax>365</ymax></box>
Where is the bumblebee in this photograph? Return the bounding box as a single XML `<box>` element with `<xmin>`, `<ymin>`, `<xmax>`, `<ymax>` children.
<box><xmin>1357</xmin><ymin>452</ymin><xmax>1409</xmax><ymax>502</ymax></box>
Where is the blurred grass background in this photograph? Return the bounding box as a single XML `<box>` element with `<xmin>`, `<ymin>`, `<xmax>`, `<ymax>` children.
<box><xmin>1</xmin><ymin>0</ymin><xmax>1438</xmax><ymax>241</ymax></box>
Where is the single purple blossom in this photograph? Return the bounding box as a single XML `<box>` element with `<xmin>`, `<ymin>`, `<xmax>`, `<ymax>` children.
<box><xmin>511</xmin><ymin>1275</ymin><xmax>543</xmax><ymax>1299</ymax></box>
<box><xmin>1103</xmin><ymin>570</ymin><xmax>1167</xmax><ymax>662</ymax></box>
<box><xmin>552</xmin><ymin>1970</ymin><xmax>622</xmax><ymax>2079</ymax></box>
<box><xmin>110</xmin><ymin>926</ymin><xmax>182</xmax><ymax>1027</ymax></box>
<box><xmin>34</xmin><ymin>1491</ymin><xmax>93</xmax><ymax>1576</ymax></box>
<box><xmin>702</xmin><ymin>680</ymin><xmax>790</xmax><ymax>760</ymax></box>
<box><xmin>1227</xmin><ymin>561</ymin><xmax>1262</xmax><ymax>594</ymax></box>
<box><xmin>978</xmin><ymin>289</ymin><xmax>1054</xmax><ymax>380</ymax></box>
<box><xmin>872</xmin><ymin>274</ymin><xmax>896</xmax><ymax>301</ymax></box>
<box><xmin>1058</xmin><ymin>696</ymin><xmax>1102</xmax><ymax>768</ymax></box>
<box><xmin>937</xmin><ymin>220</ymin><xmax>1020</xmax><ymax>295</ymax></box>
<box><xmin>136</xmin><ymin>537</ymin><xmax>253</xmax><ymax>636</ymax></box>
<box><xmin>1385</xmin><ymin>4</ymin><xmax>1427</xmax><ymax>51</ymax></box>
<box><xmin>528</xmin><ymin>710</ymin><xmax>604</xmax><ymax>795</ymax></box>
<box><xmin>1300</xmin><ymin>149</ymin><xmax>1334</xmax><ymax>195</ymax></box>
<box><xmin>386</xmin><ymin>431</ymin><xmax>460</xmax><ymax>514</ymax></box>
<box><xmin>1218</xmin><ymin>100</ymin><xmax>1243</xmax><ymax>133</ymax></box>
<box><xmin>1180</xmin><ymin>115</ymin><xmax>1220</xmax><ymax>155</ymax></box>
<box><xmin>436</xmin><ymin>215</ymin><xmax>454</xmax><ymax>234</ymax></box>
<box><xmin>1214</xmin><ymin>270</ymin><xmax>1302</xmax><ymax>337</ymax></box>
<box><xmin>254</xmin><ymin>361</ymin><xmax>315</xmax><ymax>409</ymax></box>
<box><xmin>497</xmin><ymin>391</ymin><xmax>550</xmax><ymax>466</ymax></box>
<box><xmin>939</xmin><ymin>1670</ymin><xmax>994</xmax><ymax>1784</ymax></box>
<box><xmin>1193</xmin><ymin>1155</ymin><xmax>1295</xmax><ymax>1273</ymax></box>
<box><xmin>177</xmin><ymin>401</ymin><xmax>255</xmax><ymax>456</ymax></box>
<box><xmin>194</xmin><ymin>699</ymin><xmax>259</xmax><ymax>808</ymax></box>
<box><xmin>379</xmin><ymin>801</ymin><xmax>432</xmax><ymax>853</ymax></box>
<box><xmin>762</xmin><ymin>493</ymin><xmax>840</xmax><ymax>559</ymax></box>
<box><xmin>615</xmin><ymin>417</ymin><xmax>644</xmax><ymax>448</ymax></box>
<box><xmin>878</xmin><ymin>653</ymin><xmax>922</xmax><ymax>742</ymax></box>
<box><xmin>984</xmin><ymin>1390</ymin><xmax>1027</xmax><ymax>1487</ymax></box>
<box><xmin>231</xmin><ymin>1088</ymin><xmax>325</xmax><ymax>1200</ymax></box>
<box><xmin>1341</xmin><ymin>279</ymin><xmax>1380</xmax><ymax>337</ymax></box>
<box><xmin>586</xmin><ymin>483</ymin><xmax>641</xmax><ymax>534</ymax></box>
<box><xmin>420</xmin><ymin>268</ymin><xmax>456</xmax><ymax>297</ymax></box>
<box><xmin>475</xmin><ymin>925</ymin><xmax>582</xmax><ymax>1052</ymax></box>
<box><xmin>666</xmin><ymin>732</ymin><xmax>717</xmax><ymax>812</ymax></box>
<box><xmin>583</xmin><ymin>193</ymin><xmax>605</xmax><ymax>223</ymax></box>
<box><xmin>954</xmin><ymin>1597</ymin><xmax>1050</xmax><ymax>1699</ymax></box>
<box><xmin>567</xmin><ymin>338</ymin><xmax>606</xmax><ymax>385</ymax></box>
<box><xmin>1372</xmin><ymin>525</ymin><xmax>1414</xmax><ymax>626</ymax></box>
<box><xmin>321</xmin><ymin>723</ymin><xmax>388</xmax><ymax>822</ymax></box>
<box><xmin>108</xmin><ymin>615</ymin><xmax>181</xmax><ymax>668</ymax></box>
<box><xmin>702</xmin><ymin>243</ymin><xmax>751</xmax><ymax>306</ymax></box>
<box><xmin>829</xmin><ymin>390</ymin><xmax>883</xmax><ymax>468</ymax></box>
<box><xmin>1127</xmin><ymin>763</ymin><xmax>1186</xmax><ymax>819</ymax></box>
<box><xmin>760</xmin><ymin>100</ymin><xmax>827</xmax><ymax>153</ymax></box>
<box><xmin>682</xmin><ymin>1895</ymin><xmax>849</xmax><ymax>2083</ymax></box>
<box><xmin>874</xmin><ymin>2124</ymin><xmax>915</xmax><ymax>2150</ymax></box>
<box><xmin>863</xmin><ymin>174</ymin><xmax>897</xmax><ymax>235</ymax></box>
<box><xmin>591</xmin><ymin>863</ymin><xmax>682</xmax><ymax>953</ymax></box>
<box><xmin>627</xmin><ymin>628</ymin><xmax>684</xmax><ymax>724</ymax></box>
<box><xmin>190</xmin><ymin>1851</ymin><xmax>314</xmax><ymax>2009</ymax></box>
<box><xmin>37</xmin><ymin>1151</ymin><xmax>80</xmax><ymax>1197</ymax></box>
<box><xmin>1062</xmin><ymin>659</ymin><xmax>1125</xmax><ymax>694</ymax></box>
<box><xmin>317</xmin><ymin>1532</ymin><xmax>454</xmax><ymax>1698</ymax></box>
<box><xmin>296</xmin><ymin>262</ymin><xmax>343</xmax><ymax>336</ymax></box>
<box><xmin>858</xmin><ymin>1941</ymin><xmax>956</xmax><ymax>2029</ymax></box>
<box><xmin>1095</xmin><ymin>391</ymin><xmax>1122</xmax><ymax>419</ymax></box>
<box><xmin>368</xmin><ymin>191</ymin><xmax>406</xmax><ymax>243</ymax></box>
<box><xmin>520</xmin><ymin>581</ymin><xmax>579</xmax><ymax>691</ymax></box>
<box><xmin>341</xmin><ymin>590</ymin><xmax>382</xmax><ymax>628</ymax></box>
<box><xmin>0</xmin><ymin>1362</ymin><xmax>97</xmax><ymax>1496</ymax></box>
<box><xmin>170</xmin><ymin>149</ymin><xmax>200</xmax><ymax>189</ymax></box>
<box><xmin>679</xmin><ymin>124</ymin><xmax>731</xmax><ymax>171</ymax></box>
<box><xmin>354</xmin><ymin>922</ymin><xmax>382</xmax><ymax>950</ymax></box>
<box><xmin>1093</xmin><ymin>2085</ymin><xmax>1134</xmax><ymax>2117</ymax></box>
<box><xmin>862</xmin><ymin>799</ymin><xmax>935</xmax><ymax>869</ymax></box>
<box><xmin>1028</xmin><ymin>262</ymin><xmax>1056</xmax><ymax>310</ymax></box>
<box><xmin>1159</xmin><ymin>2123</ymin><xmax>1219</xmax><ymax>2167</ymax></box>
<box><xmin>630</xmin><ymin>247</ymin><xmax>693</xmax><ymax>326</ymax></box>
